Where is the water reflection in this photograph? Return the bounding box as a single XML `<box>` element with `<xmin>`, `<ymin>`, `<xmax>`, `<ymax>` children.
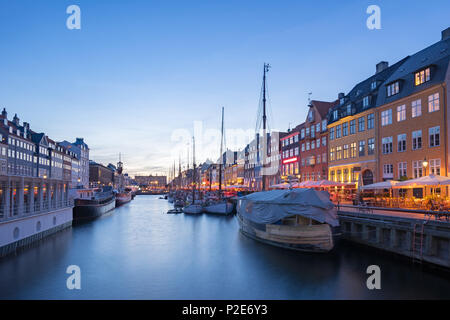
<box><xmin>0</xmin><ymin>195</ymin><xmax>449</xmax><ymax>299</ymax></box>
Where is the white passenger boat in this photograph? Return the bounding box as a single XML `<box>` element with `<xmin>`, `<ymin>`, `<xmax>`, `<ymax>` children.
<box><xmin>236</xmin><ymin>189</ymin><xmax>340</xmax><ymax>253</ymax></box>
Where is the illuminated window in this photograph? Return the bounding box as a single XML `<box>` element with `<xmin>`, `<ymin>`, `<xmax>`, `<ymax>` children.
<box><xmin>336</xmin><ymin>146</ymin><xmax>342</xmax><ymax>160</ymax></box>
<box><xmin>415</xmin><ymin>68</ymin><xmax>430</xmax><ymax>86</ymax></box>
<box><xmin>428</xmin><ymin>93</ymin><xmax>440</xmax><ymax>113</ymax></box>
<box><xmin>397</xmin><ymin>105</ymin><xmax>406</xmax><ymax>122</ymax></box>
<box><xmin>350</xmin><ymin>142</ymin><xmax>357</xmax><ymax>158</ymax></box>
<box><xmin>343</xmin><ymin>144</ymin><xmax>349</xmax><ymax>159</ymax></box>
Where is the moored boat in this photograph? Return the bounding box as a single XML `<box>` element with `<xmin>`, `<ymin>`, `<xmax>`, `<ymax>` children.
<box><xmin>183</xmin><ymin>204</ymin><xmax>203</xmax><ymax>214</ymax></box>
<box><xmin>73</xmin><ymin>187</ymin><xmax>116</xmax><ymax>221</ymax></box>
<box><xmin>203</xmin><ymin>201</ymin><xmax>234</xmax><ymax>215</ymax></box>
<box><xmin>116</xmin><ymin>189</ymin><xmax>132</xmax><ymax>207</ymax></box>
<box><xmin>236</xmin><ymin>189</ymin><xmax>339</xmax><ymax>253</ymax></box>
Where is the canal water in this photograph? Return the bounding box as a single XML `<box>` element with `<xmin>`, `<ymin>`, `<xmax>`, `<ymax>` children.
<box><xmin>0</xmin><ymin>195</ymin><xmax>449</xmax><ymax>299</ymax></box>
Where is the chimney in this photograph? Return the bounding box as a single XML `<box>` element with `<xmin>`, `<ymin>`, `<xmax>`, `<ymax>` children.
<box><xmin>12</xmin><ymin>113</ymin><xmax>20</xmax><ymax>126</ymax></box>
<box><xmin>23</xmin><ymin>122</ymin><xmax>29</xmax><ymax>137</ymax></box>
<box><xmin>376</xmin><ymin>61</ymin><xmax>389</xmax><ymax>74</ymax></box>
<box><xmin>442</xmin><ymin>27</ymin><xmax>450</xmax><ymax>41</ymax></box>
<box><xmin>1</xmin><ymin>108</ymin><xmax>7</xmax><ymax>118</ymax></box>
<box><xmin>338</xmin><ymin>92</ymin><xmax>345</xmax><ymax>99</ymax></box>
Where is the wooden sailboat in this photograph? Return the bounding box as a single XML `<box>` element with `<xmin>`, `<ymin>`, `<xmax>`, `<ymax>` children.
<box><xmin>236</xmin><ymin>63</ymin><xmax>340</xmax><ymax>252</ymax></box>
<box><xmin>204</xmin><ymin>107</ymin><xmax>234</xmax><ymax>215</ymax></box>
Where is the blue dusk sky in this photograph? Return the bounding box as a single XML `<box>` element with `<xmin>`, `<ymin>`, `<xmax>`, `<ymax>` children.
<box><xmin>0</xmin><ymin>0</ymin><xmax>449</xmax><ymax>176</ymax></box>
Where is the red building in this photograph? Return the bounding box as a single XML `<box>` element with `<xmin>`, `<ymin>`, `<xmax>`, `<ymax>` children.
<box><xmin>280</xmin><ymin>124</ymin><xmax>302</xmax><ymax>181</ymax></box>
<box><xmin>299</xmin><ymin>100</ymin><xmax>335</xmax><ymax>181</ymax></box>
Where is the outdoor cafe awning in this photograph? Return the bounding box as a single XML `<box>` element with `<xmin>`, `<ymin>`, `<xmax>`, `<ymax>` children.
<box><xmin>361</xmin><ymin>180</ymin><xmax>399</xmax><ymax>190</ymax></box>
<box><xmin>393</xmin><ymin>174</ymin><xmax>450</xmax><ymax>188</ymax></box>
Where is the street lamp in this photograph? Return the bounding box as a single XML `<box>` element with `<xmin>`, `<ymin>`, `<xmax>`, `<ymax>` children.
<box><xmin>423</xmin><ymin>157</ymin><xmax>428</xmax><ymax>176</ymax></box>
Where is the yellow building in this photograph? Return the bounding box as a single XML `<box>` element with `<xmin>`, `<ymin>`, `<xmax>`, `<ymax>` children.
<box><xmin>327</xmin><ymin>59</ymin><xmax>406</xmax><ymax>187</ymax></box>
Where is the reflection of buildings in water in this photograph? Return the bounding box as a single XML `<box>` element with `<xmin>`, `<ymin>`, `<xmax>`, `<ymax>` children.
<box><xmin>0</xmin><ymin>227</ymin><xmax>73</xmax><ymax>298</ymax></box>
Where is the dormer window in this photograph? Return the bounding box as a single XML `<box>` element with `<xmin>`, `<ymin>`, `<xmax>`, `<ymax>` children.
<box><xmin>9</xmin><ymin>127</ymin><xmax>12</xmax><ymax>134</ymax></box>
<box><xmin>415</xmin><ymin>67</ymin><xmax>430</xmax><ymax>86</ymax></box>
<box><xmin>346</xmin><ymin>105</ymin><xmax>351</xmax><ymax>115</ymax></box>
<box><xmin>387</xmin><ymin>81</ymin><xmax>399</xmax><ymax>97</ymax></box>
<box><xmin>333</xmin><ymin>110</ymin><xmax>338</xmax><ymax>120</ymax></box>
<box><xmin>363</xmin><ymin>96</ymin><xmax>370</xmax><ymax>108</ymax></box>
<box><xmin>371</xmin><ymin>81</ymin><xmax>377</xmax><ymax>90</ymax></box>
<box><xmin>340</xmin><ymin>98</ymin><xmax>344</xmax><ymax>105</ymax></box>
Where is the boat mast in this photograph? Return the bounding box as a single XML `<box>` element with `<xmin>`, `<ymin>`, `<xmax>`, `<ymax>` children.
<box><xmin>218</xmin><ymin>107</ymin><xmax>224</xmax><ymax>197</ymax></box>
<box><xmin>192</xmin><ymin>136</ymin><xmax>196</xmax><ymax>202</ymax></box>
<box><xmin>262</xmin><ymin>63</ymin><xmax>270</xmax><ymax>191</ymax></box>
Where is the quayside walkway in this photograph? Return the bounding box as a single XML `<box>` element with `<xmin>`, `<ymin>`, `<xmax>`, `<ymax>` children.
<box><xmin>337</xmin><ymin>205</ymin><xmax>450</xmax><ymax>269</ymax></box>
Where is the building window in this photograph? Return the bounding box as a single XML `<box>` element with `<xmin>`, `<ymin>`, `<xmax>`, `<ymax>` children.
<box><xmin>322</xmin><ymin>137</ymin><xmax>326</xmax><ymax>147</ymax></box>
<box><xmin>336</xmin><ymin>146</ymin><xmax>342</xmax><ymax>160</ymax></box>
<box><xmin>350</xmin><ymin>142</ymin><xmax>357</xmax><ymax>158</ymax></box>
<box><xmin>343</xmin><ymin>122</ymin><xmax>348</xmax><ymax>136</ymax></box>
<box><xmin>367</xmin><ymin>113</ymin><xmax>374</xmax><ymax>129</ymax></box>
<box><xmin>322</xmin><ymin>120</ymin><xmax>327</xmax><ymax>132</ymax></box>
<box><xmin>346</xmin><ymin>105</ymin><xmax>351</xmax><ymax>115</ymax></box>
<box><xmin>363</xmin><ymin>96</ymin><xmax>370</xmax><ymax>108</ymax></box>
<box><xmin>322</xmin><ymin>153</ymin><xmax>326</xmax><ymax>163</ymax></box>
<box><xmin>387</xmin><ymin>82</ymin><xmax>399</xmax><ymax>97</ymax></box>
<box><xmin>413</xmin><ymin>160</ymin><xmax>423</xmax><ymax>178</ymax></box>
<box><xmin>428</xmin><ymin>93</ymin><xmax>440</xmax><ymax>113</ymax></box>
<box><xmin>301</xmin><ymin>143</ymin><xmax>305</xmax><ymax>152</ymax></box>
<box><xmin>333</xmin><ymin>110</ymin><xmax>338</xmax><ymax>120</ymax></box>
<box><xmin>358</xmin><ymin>117</ymin><xmax>365</xmax><ymax>132</ymax></box>
<box><xmin>381</xmin><ymin>109</ymin><xmax>392</xmax><ymax>126</ymax></box>
<box><xmin>316</xmin><ymin>123</ymin><xmax>320</xmax><ymax>132</ymax></box>
<box><xmin>382</xmin><ymin>137</ymin><xmax>393</xmax><ymax>154</ymax></box>
<box><xmin>397</xmin><ymin>134</ymin><xmax>406</xmax><ymax>152</ymax></box>
<box><xmin>330</xmin><ymin>148</ymin><xmax>335</xmax><ymax>161</ymax></box>
<box><xmin>358</xmin><ymin>140</ymin><xmax>365</xmax><ymax>157</ymax></box>
<box><xmin>430</xmin><ymin>159</ymin><xmax>441</xmax><ymax>175</ymax></box>
<box><xmin>306</xmin><ymin>142</ymin><xmax>310</xmax><ymax>151</ymax></box>
<box><xmin>311</xmin><ymin>141</ymin><xmax>315</xmax><ymax>150</ymax></box>
<box><xmin>343</xmin><ymin>144</ymin><xmax>349</xmax><ymax>159</ymax></box>
<box><xmin>429</xmin><ymin>126</ymin><xmax>440</xmax><ymax>147</ymax></box>
<box><xmin>301</xmin><ymin>129</ymin><xmax>305</xmax><ymax>139</ymax></box>
<box><xmin>294</xmin><ymin>134</ymin><xmax>299</xmax><ymax>143</ymax></box>
<box><xmin>316</xmin><ymin>139</ymin><xmax>320</xmax><ymax>148</ymax></box>
<box><xmin>371</xmin><ymin>81</ymin><xmax>377</xmax><ymax>90</ymax></box>
<box><xmin>350</xmin><ymin>120</ymin><xmax>356</xmax><ymax>134</ymax></box>
<box><xmin>336</xmin><ymin>125</ymin><xmax>341</xmax><ymax>138</ymax></box>
<box><xmin>397</xmin><ymin>105</ymin><xmax>406</xmax><ymax>122</ymax></box>
<box><xmin>329</xmin><ymin>127</ymin><xmax>335</xmax><ymax>140</ymax></box>
<box><xmin>398</xmin><ymin>162</ymin><xmax>407</xmax><ymax>179</ymax></box>
<box><xmin>311</xmin><ymin>128</ymin><xmax>315</xmax><ymax>138</ymax></box>
<box><xmin>306</xmin><ymin>127</ymin><xmax>310</xmax><ymax>137</ymax></box>
<box><xmin>330</xmin><ymin>170</ymin><xmax>335</xmax><ymax>181</ymax></box>
<box><xmin>415</xmin><ymin>67</ymin><xmax>430</xmax><ymax>86</ymax></box>
<box><xmin>412</xmin><ymin>99</ymin><xmax>422</xmax><ymax>118</ymax></box>
<box><xmin>383</xmin><ymin>164</ymin><xmax>394</xmax><ymax>178</ymax></box>
<box><xmin>412</xmin><ymin>130</ymin><xmax>422</xmax><ymax>150</ymax></box>
<box><xmin>294</xmin><ymin>147</ymin><xmax>299</xmax><ymax>156</ymax></box>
